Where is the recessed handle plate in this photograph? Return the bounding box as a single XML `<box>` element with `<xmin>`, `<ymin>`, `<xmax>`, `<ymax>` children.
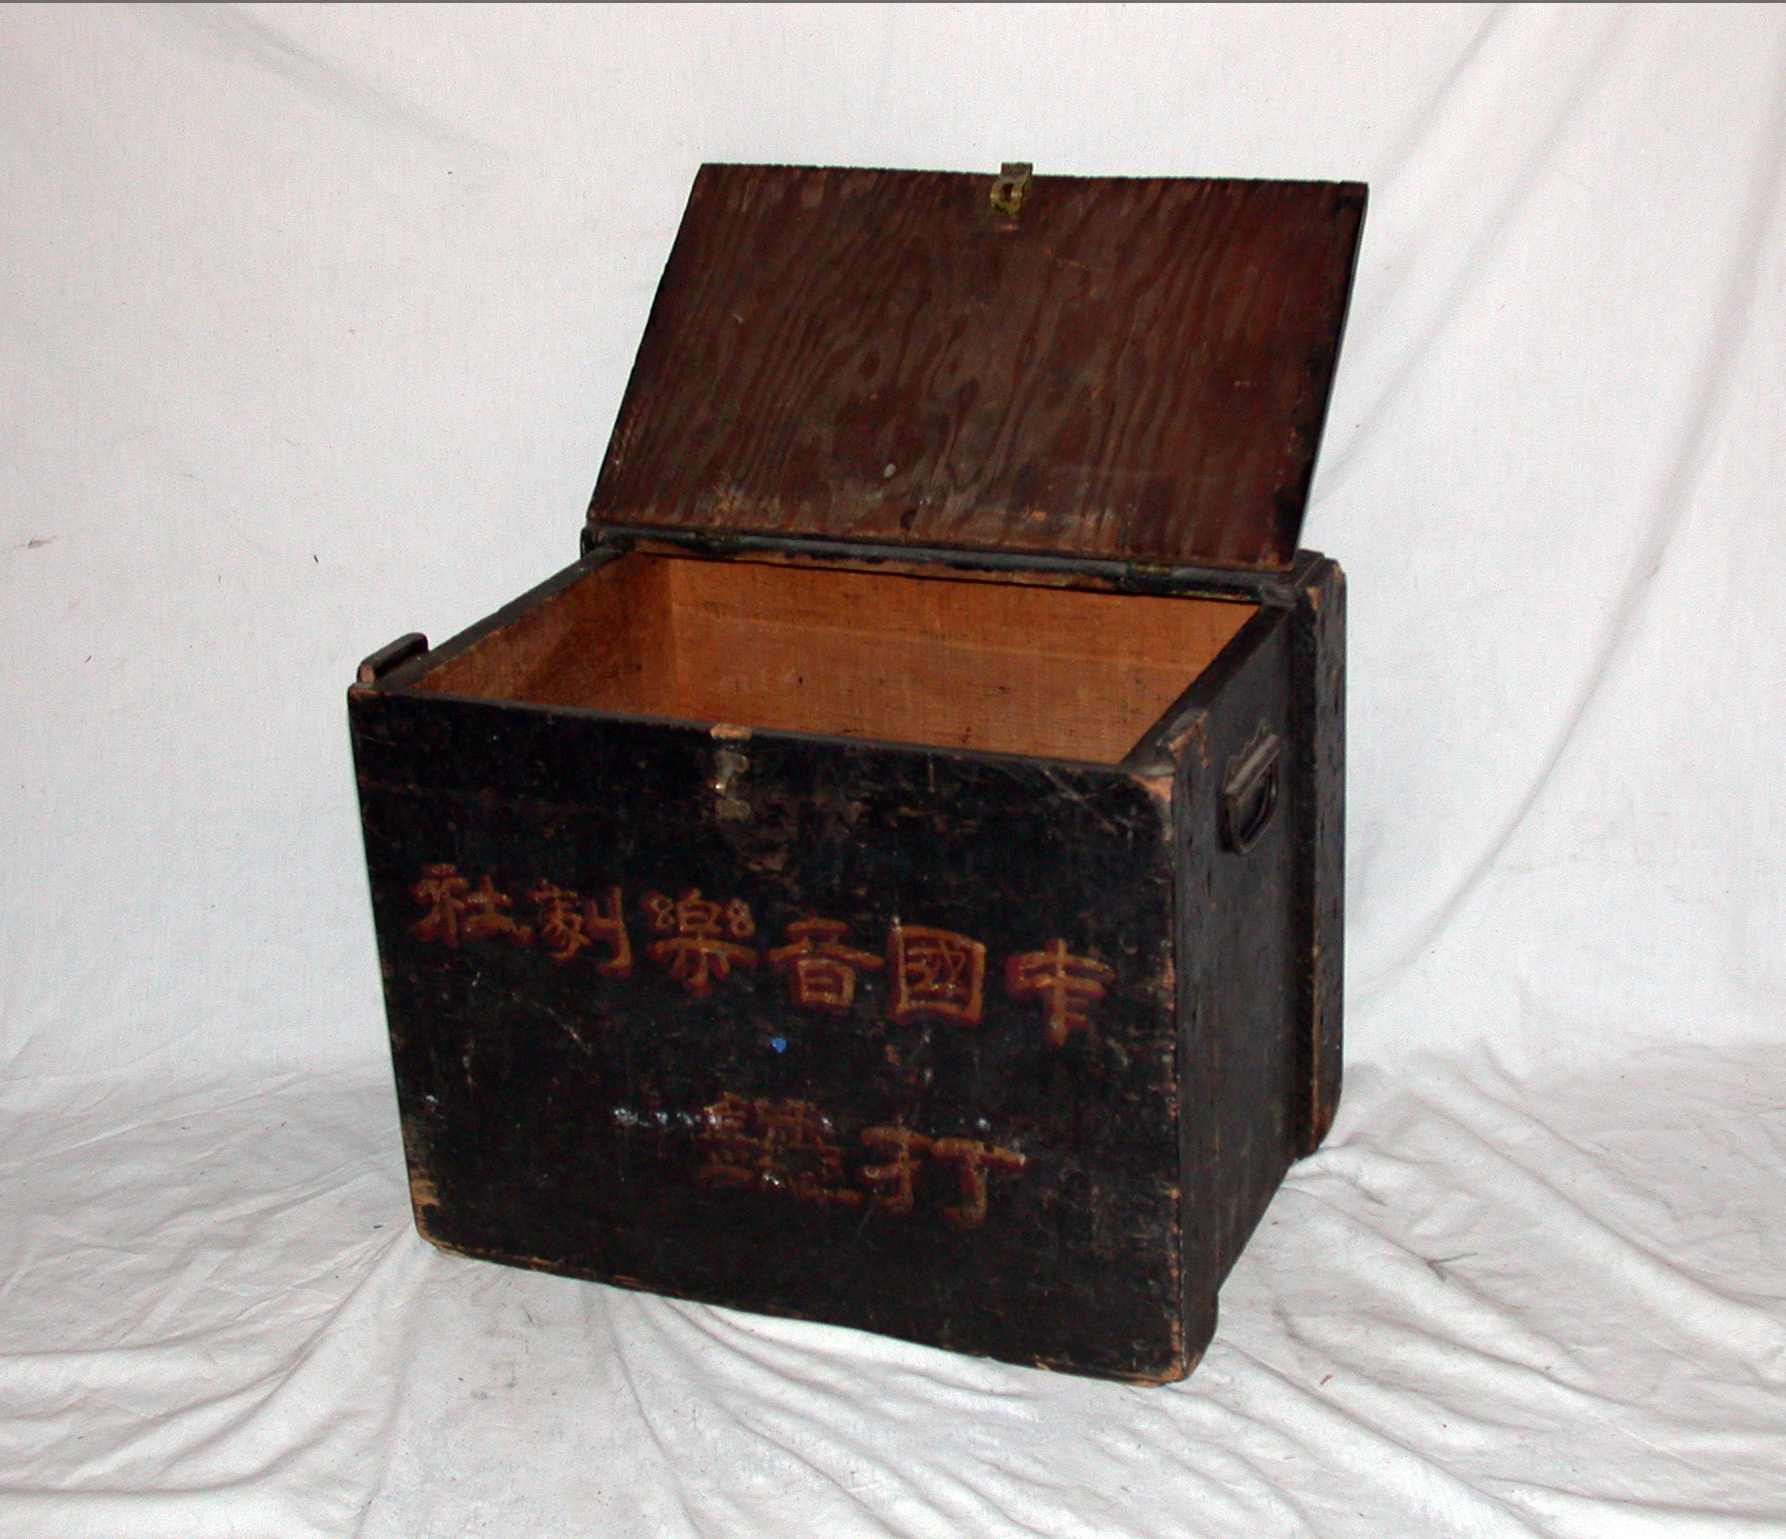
<box><xmin>1220</xmin><ymin>728</ymin><xmax>1281</xmax><ymax>854</ymax></box>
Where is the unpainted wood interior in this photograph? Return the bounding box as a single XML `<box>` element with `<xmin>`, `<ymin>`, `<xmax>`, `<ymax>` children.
<box><xmin>415</xmin><ymin>554</ymin><xmax>1254</xmax><ymax>764</ymax></box>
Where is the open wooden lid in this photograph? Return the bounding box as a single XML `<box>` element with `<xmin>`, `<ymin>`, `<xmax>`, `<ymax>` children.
<box><xmin>589</xmin><ymin>164</ymin><xmax>1365</xmax><ymax>573</ymax></box>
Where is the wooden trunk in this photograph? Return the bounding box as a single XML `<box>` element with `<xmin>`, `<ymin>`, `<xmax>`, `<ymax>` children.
<box><xmin>350</xmin><ymin>164</ymin><xmax>1361</xmax><ymax>1383</ymax></box>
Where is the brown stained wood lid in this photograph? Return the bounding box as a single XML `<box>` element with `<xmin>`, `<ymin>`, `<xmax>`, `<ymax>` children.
<box><xmin>590</xmin><ymin>164</ymin><xmax>1366</xmax><ymax>572</ymax></box>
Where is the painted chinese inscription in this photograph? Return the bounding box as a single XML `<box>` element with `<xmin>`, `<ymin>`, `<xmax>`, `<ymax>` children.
<box><xmin>408</xmin><ymin>867</ymin><xmax>1104</xmax><ymax>1046</ymax></box>
<box><xmin>403</xmin><ymin>864</ymin><xmax>1110</xmax><ymax>1230</ymax></box>
<box><xmin>642</xmin><ymin>888</ymin><xmax>756</xmax><ymax>996</ymax></box>
<box><xmin>859</xmin><ymin>1124</ymin><xmax>932</xmax><ymax>1216</ymax></box>
<box><xmin>768</xmin><ymin>918</ymin><xmax>882</xmax><ymax>1011</ymax></box>
<box><xmin>527</xmin><ymin>882</ymin><xmax>632</xmax><ymax>975</ymax></box>
<box><xmin>696</xmin><ymin>1094</ymin><xmax>862</xmax><ymax>1206</ymax></box>
<box><xmin>854</xmin><ymin>1124</ymin><xmax>1027</xmax><ymax>1228</ymax></box>
<box><xmin>886</xmin><ymin>922</ymin><xmax>986</xmax><ymax>1026</ymax></box>
<box><xmin>927</xmin><ymin>1138</ymin><xmax>1030</xmax><ymax>1230</ymax></box>
<box><xmin>1005</xmin><ymin>939</ymin><xmax>1116</xmax><ymax>1048</ymax></box>
<box><xmin>413</xmin><ymin>865</ymin><xmax>534</xmax><ymax>947</ymax></box>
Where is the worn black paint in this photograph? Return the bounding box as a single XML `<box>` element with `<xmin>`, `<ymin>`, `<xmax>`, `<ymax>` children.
<box><xmin>348</xmin><ymin>547</ymin><xmax>1341</xmax><ymax>1383</ymax></box>
<box><xmin>355</xmin><ymin>689</ymin><xmax>1184</xmax><ymax>1378</ymax></box>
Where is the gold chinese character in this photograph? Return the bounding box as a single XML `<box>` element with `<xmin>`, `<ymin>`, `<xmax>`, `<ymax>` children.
<box><xmin>524</xmin><ymin>883</ymin><xmax>631</xmax><ymax>973</ymax></box>
<box><xmin>758</xmin><ymin>1100</ymin><xmax>863</xmax><ymax>1205</ymax></box>
<box><xmin>529</xmin><ymin>882</ymin><xmax>588</xmax><ymax>964</ymax></box>
<box><xmin>696</xmin><ymin>1094</ymin><xmax>861</xmax><ymax>1206</ymax></box>
<box><xmin>642</xmin><ymin>889</ymin><xmax>756</xmax><ymax>996</ymax></box>
<box><xmin>415</xmin><ymin>868</ymin><xmax>531</xmax><ymax>948</ymax></box>
<box><xmin>695</xmin><ymin>1092</ymin><xmax>760</xmax><ymax>1190</ymax></box>
<box><xmin>768</xmin><ymin>918</ymin><xmax>883</xmax><ymax>1012</ymax></box>
<box><xmin>460</xmin><ymin>873</ymin><xmax>533</xmax><ymax>946</ymax></box>
<box><xmin>412</xmin><ymin>864</ymin><xmax>470</xmax><ymax>946</ymax></box>
<box><xmin>859</xmin><ymin>1124</ymin><xmax>933</xmax><ymax>1216</ymax></box>
<box><xmin>1005</xmin><ymin>939</ymin><xmax>1115</xmax><ymax>1047</ymax></box>
<box><xmin>582</xmin><ymin>886</ymin><xmax>633</xmax><ymax>979</ymax></box>
<box><xmin>928</xmin><ymin>1137</ymin><xmax>1027</xmax><ymax>1230</ymax></box>
<box><xmin>886</xmin><ymin>923</ymin><xmax>986</xmax><ymax>1026</ymax></box>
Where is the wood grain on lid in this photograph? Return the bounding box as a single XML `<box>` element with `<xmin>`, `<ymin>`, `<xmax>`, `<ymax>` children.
<box><xmin>589</xmin><ymin>165</ymin><xmax>1365</xmax><ymax>572</ymax></box>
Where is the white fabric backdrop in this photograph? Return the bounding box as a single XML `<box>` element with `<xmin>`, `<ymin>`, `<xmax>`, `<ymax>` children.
<box><xmin>3</xmin><ymin>4</ymin><xmax>1783</xmax><ymax>1535</ymax></box>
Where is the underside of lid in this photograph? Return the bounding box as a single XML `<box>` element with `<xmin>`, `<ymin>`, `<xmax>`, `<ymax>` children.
<box><xmin>589</xmin><ymin>164</ymin><xmax>1365</xmax><ymax>573</ymax></box>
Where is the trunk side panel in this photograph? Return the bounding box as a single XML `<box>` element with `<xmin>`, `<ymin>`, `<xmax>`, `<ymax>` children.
<box><xmin>1174</xmin><ymin>608</ymin><xmax>1298</xmax><ymax>1347</ymax></box>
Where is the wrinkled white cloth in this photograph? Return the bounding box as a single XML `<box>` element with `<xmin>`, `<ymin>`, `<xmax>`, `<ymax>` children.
<box><xmin>2</xmin><ymin>5</ymin><xmax>1783</xmax><ymax>1535</ymax></box>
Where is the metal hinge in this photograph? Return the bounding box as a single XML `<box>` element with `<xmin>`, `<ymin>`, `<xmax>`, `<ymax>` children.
<box><xmin>989</xmin><ymin>162</ymin><xmax>1032</xmax><ymax>218</ymax></box>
